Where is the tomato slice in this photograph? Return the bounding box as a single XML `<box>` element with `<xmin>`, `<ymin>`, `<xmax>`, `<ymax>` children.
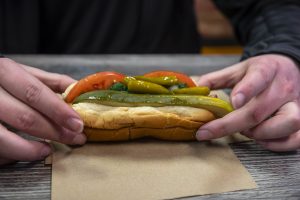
<box><xmin>65</xmin><ymin>71</ymin><xmax>125</xmax><ymax>103</ymax></box>
<box><xmin>143</xmin><ymin>70</ymin><xmax>196</xmax><ymax>87</ymax></box>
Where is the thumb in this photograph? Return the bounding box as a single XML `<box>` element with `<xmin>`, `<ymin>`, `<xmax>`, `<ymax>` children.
<box><xmin>196</xmin><ymin>62</ymin><xmax>247</xmax><ymax>89</ymax></box>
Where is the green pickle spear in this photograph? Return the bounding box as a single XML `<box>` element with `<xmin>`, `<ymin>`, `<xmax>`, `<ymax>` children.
<box><xmin>172</xmin><ymin>86</ymin><xmax>210</xmax><ymax>95</ymax></box>
<box><xmin>134</xmin><ymin>75</ymin><xmax>179</xmax><ymax>86</ymax></box>
<box><xmin>73</xmin><ymin>90</ymin><xmax>233</xmax><ymax>117</ymax></box>
<box><xmin>127</xmin><ymin>79</ymin><xmax>171</xmax><ymax>94</ymax></box>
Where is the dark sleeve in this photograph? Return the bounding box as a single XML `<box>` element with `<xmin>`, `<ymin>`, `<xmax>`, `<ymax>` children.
<box><xmin>212</xmin><ymin>0</ymin><xmax>300</xmax><ymax>62</ymax></box>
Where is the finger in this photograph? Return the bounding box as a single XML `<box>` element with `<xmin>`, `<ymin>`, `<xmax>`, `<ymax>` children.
<box><xmin>231</xmin><ymin>62</ymin><xmax>276</xmax><ymax>109</ymax></box>
<box><xmin>249</xmin><ymin>101</ymin><xmax>300</xmax><ymax>140</ymax></box>
<box><xmin>0</xmin><ymin>58</ymin><xmax>83</xmax><ymax>133</ymax></box>
<box><xmin>196</xmin><ymin>61</ymin><xmax>247</xmax><ymax>89</ymax></box>
<box><xmin>257</xmin><ymin>131</ymin><xmax>300</xmax><ymax>152</ymax></box>
<box><xmin>21</xmin><ymin>64</ymin><xmax>76</xmax><ymax>92</ymax></box>
<box><xmin>196</xmin><ymin>77</ymin><xmax>288</xmax><ymax>140</ymax></box>
<box><xmin>0</xmin><ymin>125</ymin><xmax>51</xmax><ymax>161</ymax></box>
<box><xmin>0</xmin><ymin>87</ymin><xmax>86</xmax><ymax>145</ymax></box>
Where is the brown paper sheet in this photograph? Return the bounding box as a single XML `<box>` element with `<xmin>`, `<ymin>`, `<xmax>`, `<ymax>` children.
<box><xmin>51</xmin><ymin>90</ymin><xmax>256</xmax><ymax>199</ymax></box>
<box><xmin>52</xmin><ymin>140</ymin><xmax>256</xmax><ymax>200</ymax></box>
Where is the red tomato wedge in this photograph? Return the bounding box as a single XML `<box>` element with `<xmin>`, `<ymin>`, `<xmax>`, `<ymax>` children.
<box><xmin>143</xmin><ymin>71</ymin><xmax>196</xmax><ymax>87</ymax></box>
<box><xmin>65</xmin><ymin>71</ymin><xmax>125</xmax><ymax>103</ymax></box>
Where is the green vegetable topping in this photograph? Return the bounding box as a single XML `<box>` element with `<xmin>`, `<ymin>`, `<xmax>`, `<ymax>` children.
<box><xmin>127</xmin><ymin>80</ymin><xmax>171</xmax><ymax>94</ymax></box>
<box><xmin>173</xmin><ymin>86</ymin><xmax>210</xmax><ymax>95</ymax></box>
<box><xmin>178</xmin><ymin>83</ymin><xmax>187</xmax><ymax>89</ymax></box>
<box><xmin>73</xmin><ymin>90</ymin><xmax>233</xmax><ymax>117</ymax></box>
<box><xmin>109</xmin><ymin>82</ymin><xmax>128</xmax><ymax>91</ymax></box>
<box><xmin>134</xmin><ymin>76</ymin><xmax>179</xmax><ymax>86</ymax></box>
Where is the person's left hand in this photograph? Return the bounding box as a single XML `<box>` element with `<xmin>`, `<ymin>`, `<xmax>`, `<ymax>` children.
<box><xmin>195</xmin><ymin>54</ymin><xmax>300</xmax><ymax>152</ymax></box>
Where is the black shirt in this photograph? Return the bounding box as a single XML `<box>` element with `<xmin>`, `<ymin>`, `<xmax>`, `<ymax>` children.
<box><xmin>0</xmin><ymin>0</ymin><xmax>200</xmax><ymax>54</ymax></box>
<box><xmin>214</xmin><ymin>0</ymin><xmax>300</xmax><ymax>62</ymax></box>
<box><xmin>1</xmin><ymin>0</ymin><xmax>300</xmax><ymax>64</ymax></box>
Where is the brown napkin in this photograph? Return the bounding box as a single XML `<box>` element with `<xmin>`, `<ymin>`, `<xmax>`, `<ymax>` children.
<box><xmin>51</xmin><ymin>90</ymin><xmax>256</xmax><ymax>199</ymax></box>
<box><xmin>51</xmin><ymin>139</ymin><xmax>256</xmax><ymax>200</ymax></box>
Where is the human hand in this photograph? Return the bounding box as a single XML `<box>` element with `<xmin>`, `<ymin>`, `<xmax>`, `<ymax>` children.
<box><xmin>195</xmin><ymin>54</ymin><xmax>300</xmax><ymax>152</ymax></box>
<box><xmin>0</xmin><ymin>58</ymin><xmax>86</xmax><ymax>165</ymax></box>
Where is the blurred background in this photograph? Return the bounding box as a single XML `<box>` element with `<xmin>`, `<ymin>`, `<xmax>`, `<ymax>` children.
<box><xmin>0</xmin><ymin>0</ymin><xmax>243</xmax><ymax>55</ymax></box>
<box><xmin>195</xmin><ymin>0</ymin><xmax>242</xmax><ymax>55</ymax></box>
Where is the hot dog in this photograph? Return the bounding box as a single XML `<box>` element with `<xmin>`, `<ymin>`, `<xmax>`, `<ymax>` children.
<box><xmin>63</xmin><ymin>71</ymin><xmax>233</xmax><ymax>141</ymax></box>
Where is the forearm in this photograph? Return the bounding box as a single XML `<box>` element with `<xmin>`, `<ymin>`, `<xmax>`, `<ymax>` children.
<box><xmin>213</xmin><ymin>0</ymin><xmax>300</xmax><ymax>62</ymax></box>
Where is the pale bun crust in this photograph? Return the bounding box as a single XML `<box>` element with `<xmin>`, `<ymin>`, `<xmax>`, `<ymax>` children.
<box><xmin>71</xmin><ymin>103</ymin><xmax>215</xmax><ymax>141</ymax></box>
<box><xmin>84</xmin><ymin>127</ymin><xmax>200</xmax><ymax>141</ymax></box>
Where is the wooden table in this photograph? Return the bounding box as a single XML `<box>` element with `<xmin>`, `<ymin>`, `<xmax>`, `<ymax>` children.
<box><xmin>0</xmin><ymin>55</ymin><xmax>299</xmax><ymax>200</ymax></box>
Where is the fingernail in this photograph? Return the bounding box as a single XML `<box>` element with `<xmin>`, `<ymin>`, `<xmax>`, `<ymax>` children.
<box><xmin>196</xmin><ymin>130</ymin><xmax>213</xmax><ymax>140</ymax></box>
<box><xmin>232</xmin><ymin>93</ymin><xmax>245</xmax><ymax>109</ymax></box>
<box><xmin>41</xmin><ymin>145</ymin><xmax>51</xmax><ymax>158</ymax></box>
<box><xmin>66</xmin><ymin>118</ymin><xmax>84</xmax><ymax>133</ymax></box>
<box><xmin>72</xmin><ymin>134</ymin><xmax>86</xmax><ymax>145</ymax></box>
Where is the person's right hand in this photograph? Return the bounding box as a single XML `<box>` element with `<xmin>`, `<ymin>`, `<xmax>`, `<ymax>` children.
<box><xmin>0</xmin><ymin>58</ymin><xmax>86</xmax><ymax>165</ymax></box>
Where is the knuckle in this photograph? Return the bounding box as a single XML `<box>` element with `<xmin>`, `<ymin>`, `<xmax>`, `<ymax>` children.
<box><xmin>202</xmin><ymin>78</ymin><xmax>215</xmax><ymax>88</ymax></box>
<box><xmin>288</xmin><ymin>114</ymin><xmax>300</xmax><ymax>130</ymax></box>
<box><xmin>257</xmin><ymin>56</ymin><xmax>278</xmax><ymax>68</ymax></box>
<box><xmin>51</xmin><ymin>74</ymin><xmax>73</xmax><ymax>91</ymax></box>
<box><xmin>248</xmin><ymin>58</ymin><xmax>276</xmax><ymax>80</ymax></box>
<box><xmin>282</xmin><ymin>82</ymin><xmax>296</xmax><ymax>97</ymax></box>
<box><xmin>254</xmin><ymin>66</ymin><xmax>274</xmax><ymax>87</ymax></box>
<box><xmin>50</xmin><ymin>78</ymin><xmax>62</xmax><ymax>91</ymax></box>
<box><xmin>256</xmin><ymin>66</ymin><xmax>268</xmax><ymax>76</ymax></box>
<box><xmin>53</xmin><ymin>73</ymin><xmax>65</xmax><ymax>81</ymax></box>
<box><xmin>241</xmin><ymin>82</ymin><xmax>255</xmax><ymax>96</ymax></box>
<box><xmin>223</xmin><ymin>76</ymin><xmax>237</xmax><ymax>88</ymax></box>
<box><xmin>0</xmin><ymin>58</ymin><xmax>14</xmax><ymax>78</ymax></box>
<box><xmin>16</xmin><ymin>112</ymin><xmax>36</xmax><ymax>131</ymax></box>
<box><xmin>247</xmin><ymin>108</ymin><xmax>265</xmax><ymax>125</ymax></box>
<box><xmin>57</xmin><ymin>74</ymin><xmax>71</xmax><ymax>88</ymax></box>
<box><xmin>60</xmin><ymin>74</ymin><xmax>71</xmax><ymax>80</ymax></box>
<box><xmin>25</xmin><ymin>83</ymin><xmax>42</xmax><ymax>104</ymax></box>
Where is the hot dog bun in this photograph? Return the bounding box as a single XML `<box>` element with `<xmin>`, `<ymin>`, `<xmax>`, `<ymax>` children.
<box><xmin>72</xmin><ymin>102</ymin><xmax>215</xmax><ymax>141</ymax></box>
<box><xmin>64</xmin><ymin>83</ymin><xmax>216</xmax><ymax>141</ymax></box>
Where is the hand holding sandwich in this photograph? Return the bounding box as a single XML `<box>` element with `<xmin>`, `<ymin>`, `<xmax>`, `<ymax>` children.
<box><xmin>0</xmin><ymin>58</ymin><xmax>86</xmax><ymax>165</ymax></box>
<box><xmin>1</xmin><ymin>53</ymin><xmax>298</xmax><ymax>166</ymax></box>
<box><xmin>196</xmin><ymin>54</ymin><xmax>300</xmax><ymax>152</ymax></box>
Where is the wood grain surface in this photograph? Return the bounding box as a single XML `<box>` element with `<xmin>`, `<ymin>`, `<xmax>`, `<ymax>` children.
<box><xmin>0</xmin><ymin>55</ymin><xmax>299</xmax><ymax>200</ymax></box>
